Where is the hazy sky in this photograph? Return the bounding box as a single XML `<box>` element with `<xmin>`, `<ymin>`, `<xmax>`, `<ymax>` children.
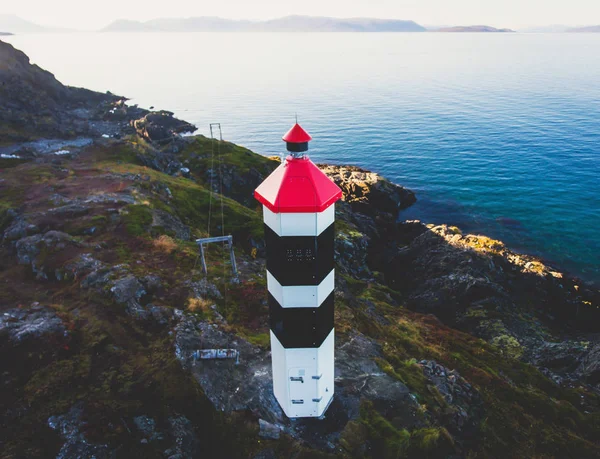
<box><xmin>3</xmin><ymin>0</ymin><xmax>599</xmax><ymax>30</ymax></box>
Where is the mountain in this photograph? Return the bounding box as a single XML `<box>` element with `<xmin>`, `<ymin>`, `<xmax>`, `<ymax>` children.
<box><xmin>257</xmin><ymin>15</ymin><xmax>426</xmax><ymax>32</ymax></box>
<box><xmin>102</xmin><ymin>15</ymin><xmax>426</xmax><ymax>33</ymax></box>
<box><xmin>101</xmin><ymin>19</ymin><xmax>160</xmax><ymax>33</ymax></box>
<box><xmin>567</xmin><ymin>25</ymin><xmax>600</xmax><ymax>32</ymax></box>
<box><xmin>520</xmin><ymin>24</ymin><xmax>572</xmax><ymax>33</ymax></box>
<box><xmin>0</xmin><ymin>14</ymin><xmax>71</xmax><ymax>34</ymax></box>
<box><xmin>434</xmin><ymin>25</ymin><xmax>515</xmax><ymax>32</ymax></box>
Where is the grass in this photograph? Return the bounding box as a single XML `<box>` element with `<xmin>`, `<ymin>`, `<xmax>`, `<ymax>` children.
<box><xmin>152</xmin><ymin>234</ymin><xmax>178</xmax><ymax>254</ymax></box>
<box><xmin>122</xmin><ymin>204</ymin><xmax>153</xmax><ymax>236</ymax></box>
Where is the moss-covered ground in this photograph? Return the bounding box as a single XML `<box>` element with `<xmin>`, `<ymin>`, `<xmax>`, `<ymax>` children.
<box><xmin>0</xmin><ymin>137</ymin><xmax>599</xmax><ymax>458</ymax></box>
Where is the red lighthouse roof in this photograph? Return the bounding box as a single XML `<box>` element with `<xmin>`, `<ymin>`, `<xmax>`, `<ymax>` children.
<box><xmin>282</xmin><ymin>123</ymin><xmax>312</xmax><ymax>144</ymax></box>
<box><xmin>255</xmin><ymin>156</ymin><xmax>342</xmax><ymax>213</ymax></box>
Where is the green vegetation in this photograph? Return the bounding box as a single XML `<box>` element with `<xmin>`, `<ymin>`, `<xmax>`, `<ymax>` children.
<box><xmin>1</xmin><ymin>135</ymin><xmax>599</xmax><ymax>458</ymax></box>
<box><xmin>122</xmin><ymin>204</ymin><xmax>153</xmax><ymax>236</ymax></box>
<box><xmin>342</xmin><ymin>401</ymin><xmax>455</xmax><ymax>458</ymax></box>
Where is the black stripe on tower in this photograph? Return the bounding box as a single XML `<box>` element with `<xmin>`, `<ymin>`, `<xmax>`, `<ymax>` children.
<box><xmin>265</xmin><ymin>223</ymin><xmax>335</xmax><ymax>286</ymax></box>
<box><xmin>269</xmin><ymin>292</ymin><xmax>334</xmax><ymax>348</ymax></box>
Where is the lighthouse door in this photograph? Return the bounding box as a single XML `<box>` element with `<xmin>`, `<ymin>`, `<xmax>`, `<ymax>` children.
<box><xmin>288</xmin><ymin>367</ymin><xmax>318</xmax><ymax>417</ymax></box>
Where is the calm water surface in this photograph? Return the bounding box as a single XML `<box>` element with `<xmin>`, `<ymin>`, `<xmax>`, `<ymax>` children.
<box><xmin>5</xmin><ymin>33</ymin><xmax>600</xmax><ymax>283</ymax></box>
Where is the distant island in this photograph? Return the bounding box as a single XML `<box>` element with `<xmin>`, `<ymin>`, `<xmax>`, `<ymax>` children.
<box><xmin>0</xmin><ymin>32</ymin><xmax>13</xmax><ymax>36</ymax></box>
<box><xmin>0</xmin><ymin>14</ymin><xmax>70</xmax><ymax>34</ymax></box>
<box><xmin>567</xmin><ymin>25</ymin><xmax>600</xmax><ymax>33</ymax></box>
<box><xmin>433</xmin><ymin>25</ymin><xmax>515</xmax><ymax>33</ymax></box>
<box><xmin>102</xmin><ymin>15</ymin><xmax>427</xmax><ymax>33</ymax></box>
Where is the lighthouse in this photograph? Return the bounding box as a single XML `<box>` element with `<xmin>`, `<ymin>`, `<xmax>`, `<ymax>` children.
<box><xmin>254</xmin><ymin>123</ymin><xmax>342</xmax><ymax>418</ymax></box>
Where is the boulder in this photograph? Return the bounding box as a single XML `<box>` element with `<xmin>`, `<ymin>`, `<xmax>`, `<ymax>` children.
<box><xmin>132</xmin><ymin>111</ymin><xmax>196</xmax><ymax>144</ymax></box>
<box><xmin>3</xmin><ymin>216</ymin><xmax>39</xmax><ymax>242</ymax></box>
<box><xmin>58</xmin><ymin>253</ymin><xmax>104</xmax><ymax>281</ymax></box>
<box><xmin>110</xmin><ymin>275</ymin><xmax>146</xmax><ymax>304</ymax></box>
<box><xmin>0</xmin><ymin>304</ymin><xmax>65</xmax><ymax>346</ymax></box>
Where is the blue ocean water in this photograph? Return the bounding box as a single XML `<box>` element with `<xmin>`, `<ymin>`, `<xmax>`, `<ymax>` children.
<box><xmin>5</xmin><ymin>32</ymin><xmax>600</xmax><ymax>283</ymax></box>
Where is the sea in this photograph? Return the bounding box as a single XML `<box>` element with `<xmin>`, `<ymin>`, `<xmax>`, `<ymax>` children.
<box><xmin>4</xmin><ymin>32</ymin><xmax>600</xmax><ymax>284</ymax></box>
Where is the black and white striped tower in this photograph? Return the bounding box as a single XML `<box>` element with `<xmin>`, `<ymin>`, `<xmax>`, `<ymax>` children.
<box><xmin>254</xmin><ymin>123</ymin><xmax>342</xmax><ymax>418</ymax></box>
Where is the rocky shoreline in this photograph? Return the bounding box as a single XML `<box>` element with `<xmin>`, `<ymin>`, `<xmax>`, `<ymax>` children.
<box><xmin>1</xmin><ymin>39</ymin><xmax>600</xmax><ymax>458</ymax></box>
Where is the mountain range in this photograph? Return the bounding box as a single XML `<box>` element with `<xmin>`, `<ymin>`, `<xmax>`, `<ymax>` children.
<box><xmin>1</xmin><ymin>13</ymin><xmax>600</xmax><ymax>34</ymax></box>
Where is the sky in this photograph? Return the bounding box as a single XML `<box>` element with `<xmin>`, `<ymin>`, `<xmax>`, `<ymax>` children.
<box><xmin>2</xmin><ymin>0</ymin><xmax>599</xmax><ymax>30</ymax></box>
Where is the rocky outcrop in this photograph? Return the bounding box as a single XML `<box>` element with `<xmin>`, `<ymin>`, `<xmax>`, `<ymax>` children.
<box><xmin>321</xmin><ymin>164</ymin><xmax>416</xmax><ymax>216</ymax></box>
<box><xmin>174</xmin><ymin>313</ymin><xmax>422</xmax><ymax>449</ymax></box>
<box><xmin>132</xmin><ymin>111</ymin><xmax>196</xmax><ymax>143</ymax></box>
<box><xmin>0</xmin><ymin>39</ymin><xmax>118</xmax><ymax>141</ymax></box>
<box><xmin>0</xmin><ymin>39</ymin><xmax>196</xmax><ymax>150</ymax></box>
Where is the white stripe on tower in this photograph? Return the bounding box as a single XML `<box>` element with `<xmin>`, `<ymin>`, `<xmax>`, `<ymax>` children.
<box><xmin>266</xmin><ymin>270</ymin><xmax>334</xmax><ymax>308</ymax></box>
<box><xmin>263</xmin><ymin>204</ymin><xmax>335</xmax><ymax>237</ymax></box>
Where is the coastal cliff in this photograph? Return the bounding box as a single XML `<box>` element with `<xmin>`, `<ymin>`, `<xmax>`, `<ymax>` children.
<box><xmin>1</xmin><ymin>40</ymin><xmax>600</xmax><ymax>458</ymax></box>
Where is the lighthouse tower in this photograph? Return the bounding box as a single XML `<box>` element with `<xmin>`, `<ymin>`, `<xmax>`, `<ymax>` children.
<box><xmin>254</xmin><ymin>123</ymin><xmax>342</xmax><ymax>418</ymax></box>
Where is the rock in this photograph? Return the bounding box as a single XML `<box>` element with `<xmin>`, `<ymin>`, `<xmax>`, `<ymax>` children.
<box><xmin>110</xmin><ymin>275</ymin><xmax>150</xmax><ymax>319</ymax></box>
<box><xmin>141</xmin><ymin>274</ymin><xmax>163</xmax><ymax>293</ymax></box>
<box><xmin>58</xmin><ymin>253</ymin><xmax>104</xmax><ymax>281</ymax></box>
<box><xmin>258</xmin><ymin>419</ymin><xmax>282</xmax><ymax>440</ymax></box>
<box><xmin>133</xmin><ymin>415</ymin><xmax>164</xmax><ymax>442</ymax></box>
<box><xmin>186</xmin><ymin>279</ymin><xmax>223</xmax><ymax>300</ymax></box>
<box><xmin>3</xmin><ymin>216</ymin><xmax>39</xmax><ymax>242</ymax></box>
<box><xmin>577</xmin><ymin>344</ymin><xmax>600</xmax><ymax>384</ymax></box>
<box><xmin>84</xmin><ymin>193</ymin><xmax>136</xmax><ymax>205</ymax></box>
<box><xmin>151</xmin><ymin>209</ymin><xmax>191</xmax><ymax>241</ymax></box>
<box><xmin>163</xmin><ymin>415</ymin><xmax>201</xmax><ymax>459</ymax></box>
<box><xmin>320</xmin><ymin>164</ymin><xmax>416</xmax><ymax>216</ymax></box>
<box><xmin>133</xmin><ymin>415</ymin><xmax>156</xmax><ymax>437</ymax></box>
<box><xmin>80</xmin><ymin>265</ymin><xmax>123</xmax><ymax>289</ymax></box>
<box><xmin>15</xmin><ymin>230</ymin><xmax>77</xmax><ymax>279</ymax></box>
<box><xmin>335</xmin><ymin>229</ymin><xmax>371</xmax><ymax>279</ymax></box>
<box><xmin>48</xmin><ymin>203</ymin><xmax>90</xmax><ymax>218</ymax></box>
<box><xmin>132</xmin><ymin>111</ymin><xmax>196</xmax><ymax>144</ymax></box>
<box><xmin>174</xmin><ymin>315</ymin><xmax>283</xmax><ymax>423</ymax></box>
<box><xmin>534</xmin><ymin>341</ymin><xmax>587</xmax><ymax>373</ymax></box>
<box><xmin>146</xmin><ymin>304</ymin><xmax>174</xmax><ymax>326</ymax></box>
<box><xmin>335</xmin><ymin>333</ymin><xmax>421</xmax><ymax>425</ymax></box>
<box><xmin>0</xmin><ymin>304</ymin><xmax>65</xmax><ymax>346</ymax></box>
<box><xmin>418</xmin><ymin>360</ymin><xmax>483</xmax><ymax>433</ymax></box>
<box><xmin>110</xmin><ymin>275</ymin><xmax>146</xmax><ymax>304</ymax></box>
<box><xmin>48</xmin><ymin>404</ymin><xmax>113</xmax><ymax>459</ymax></box>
